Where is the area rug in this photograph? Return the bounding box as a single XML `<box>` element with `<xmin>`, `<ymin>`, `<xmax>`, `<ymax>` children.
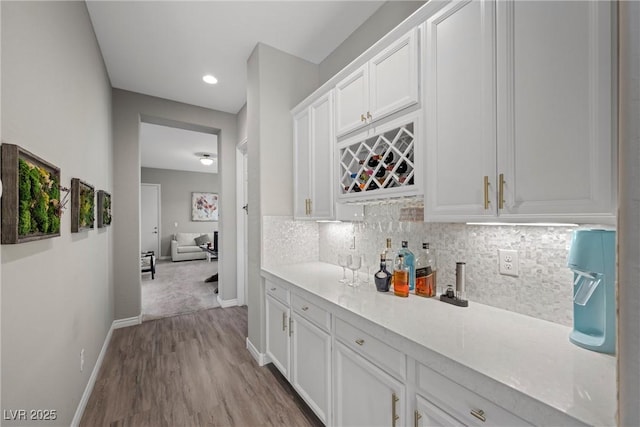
<box><xmin>142</xmin><ymin>259</ymin><xmax>220</xmax><ymax>321</ymax></box>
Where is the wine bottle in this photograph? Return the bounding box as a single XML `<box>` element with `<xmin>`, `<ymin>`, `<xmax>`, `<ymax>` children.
<box><xmin>397</xmin><ymin>161</ymin><xmax>408</xmax><ymax>174</ymax></box>
<box><xmin>367</xmin><ymin>155</ymin><xmax>380</xmax><ymax>167</ymax></box>
<box><xmin>367</xmin><ymin>181</ymin><xmax>379</xmax><ymax>191</ymax></box>
<box><xmin>393</xmin><ymin>254</ymin><xmax>409</xmax><ymax>297</ymax></box>
<box><xmin>374</xmin><ymin>253</ymin><xmax>392</xmax><ymax>292</ymax></box>
<box><xmin>375</xmin><ymin>167</ymin><xmax>386</xmax><ymax>178</ymax></box>
<box><xmin>398</xmin><ymin>241</ymin><xmax>415</xmax><ymax>291</ymax></box>
<box><xmin>384</xmin><ymin>151</ymin><xmax>394</xmax><ymax>164</ymax></box>
<box><xmin>415</xmin><ymin>243</ymin><xmax>437</xmax><ymax>297</ymax></box>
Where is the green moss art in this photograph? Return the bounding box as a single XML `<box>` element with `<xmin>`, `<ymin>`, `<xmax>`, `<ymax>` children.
<box><xmin>17</xmin><ymin>158</ymin><xmax>61</xmax><ymax>236</ymax></box>
<box><xmin>102</xmin><ymin>194</ymin><xmax>111</xmax><ymax>225</ymax></box>
<box><xmin>79</xmin><ymin>184</ymin><xmax>95</xmax><ymax>229</ymax></box>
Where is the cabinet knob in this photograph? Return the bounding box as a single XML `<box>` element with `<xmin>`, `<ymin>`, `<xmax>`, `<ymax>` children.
<box><xmin>355</xmin><ymin>339</ymin><xmax>365</xmax><ymax>346</ymax></box>
<box><xmin>361</xmin><ymin>113</ymin><xmax>366</xmax><ymax>122</ymax></box>
<box><xmin>470</xmin><ymin>409</ymin><xmax>486</xmax><ymax>422</ymax></box>
<box><xmin>367</xmin><ymin>111</ymin><xmax>372</xmax><ymax>120</ymax></box>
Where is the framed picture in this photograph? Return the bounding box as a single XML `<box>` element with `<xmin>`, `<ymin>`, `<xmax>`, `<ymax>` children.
<box><xmin>97</xmin><ymin>190</ymin><xmax>112</xmax><ymax>228</ymax></box>
<box><xmin>191</xmin><ymin>192</ymin><xmax>218</xmax><ymax>221</ymax></box>
<box><xmin>71</xmin><ymin>178</ymin><xmax>95</xmax><ymax>232</ymax></box>
<box><xmin>1</xmin><ymin>143</ymin><xmax>62</xmax><ymax>244</ymax></box>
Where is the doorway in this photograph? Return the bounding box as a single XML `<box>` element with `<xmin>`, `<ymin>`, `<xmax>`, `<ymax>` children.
<box><xmin>141</xmin><ymin>183</ymin><xmax>161</xmax><ymax>255</ymax></box>
<box><xmin>236</xmin><ymin>139</ymin><xmax>248</xmax><ymax>306</ymax></box>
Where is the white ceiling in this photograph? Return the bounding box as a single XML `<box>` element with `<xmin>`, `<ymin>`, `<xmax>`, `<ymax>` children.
<box><xmin>86</xmin><ymin>0</ymin><xmax>385</xmax><ymax>114</ymax></box>
<box><xmin>140</xmin><ymin>123</ymin><xmax>219</xmax><ymax>174</ymax></box>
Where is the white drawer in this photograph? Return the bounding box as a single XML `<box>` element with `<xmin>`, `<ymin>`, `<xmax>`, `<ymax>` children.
<box><xmin>292</xmin><ymin>294</ymin><xmax>330</xmax><ymax>332</ymax></box>
<box><xmin>265</xmin><ymin>279</ymin><xmax>289</xmax><ymax>305</ymax></box>
<box><xmin>417</xmin><ymin>363</ymin><xmax>532</xmax><ymax>426</ymax></box>
<box><xmin>334</xmin><ymin>317</ymin><xmax>406</xmax><ymax>381</ymax></box>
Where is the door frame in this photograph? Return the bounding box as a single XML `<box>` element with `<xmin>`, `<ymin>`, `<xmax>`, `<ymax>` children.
<box><xmin>236</xmin><ymin>138</ymin><xmax>248</xmax><ymax>306</ymax></box>
<box><xmin>140</xmin><ymin>183</ymin><xmax>161</xmax><ymax>257</ymax></box>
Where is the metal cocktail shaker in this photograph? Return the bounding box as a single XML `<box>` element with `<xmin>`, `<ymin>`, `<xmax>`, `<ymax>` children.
<box><xmin>455</xmin><ymin>262</ymin><xmax>466</xmax><ymax>302</ymax></box>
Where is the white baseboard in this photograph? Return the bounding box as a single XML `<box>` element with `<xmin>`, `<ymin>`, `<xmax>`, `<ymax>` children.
<box><xmin>246</xmin><ymin>337</ymin><xmax>270</xmax><ymax>366</ymax></box>
<box><xmin>112</xmin><ymin>314</ymin><xmax>142</xmax><ymax>329</ymax></box>
<box><xmin>217</xmin><ymin>295</ymin><xmax>238</xmax><ymax>308</ymax></box>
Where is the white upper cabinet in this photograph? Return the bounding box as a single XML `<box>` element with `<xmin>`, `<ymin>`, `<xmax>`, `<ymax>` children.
<box><xmin>293</xmin><ymin>91</ymin><xmax>335</xmax><ymax>220</ymax></box>
<box><xmin>336</xmin><ymin>28</ymin><xmax>419</xmax><ymax>137</ymax></box>
<box><xmin>425</xmin><ymin>0</ymin><xmax>615</xmax><ymax>223</ymax></box>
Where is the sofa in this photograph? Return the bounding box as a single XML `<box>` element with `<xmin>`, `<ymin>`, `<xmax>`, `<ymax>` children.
<box><xmin>171</xmin><ymin>232</ymin><xmax>216</xmax><ymax>262</ymax></box>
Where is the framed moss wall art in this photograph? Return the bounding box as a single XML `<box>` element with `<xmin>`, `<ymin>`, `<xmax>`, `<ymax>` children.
<box><xmin>1</xmin><ymin>144</ymin><xmax>62</xmax><ymax>244</ymax></box>
<box><xmin>97</xmin><ymin>190</ymin><xmax>112</xmax><ymax>228</ymax></box>
<box><xmin>71</xmin><ymin>178</ymin><xmax>95</xmax><ymax>232</ymax></box>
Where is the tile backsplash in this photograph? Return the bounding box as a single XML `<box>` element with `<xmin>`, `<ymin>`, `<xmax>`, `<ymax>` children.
<box><xmin>264</xmin><ymin>204</ymin><xmax>614</xmax><ymax>327</ymax></box>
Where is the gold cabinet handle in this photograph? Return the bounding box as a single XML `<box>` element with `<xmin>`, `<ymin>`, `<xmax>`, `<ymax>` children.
<box><xmin>361</xmin><ymin>113</ymin><xmax>366</xmax><ymax>122</ymax></box>
<box><xmin>498</xmin><ymin>173</ymin><xmax>505</xmax><ymax>210</ymax></box>
<box><xmin>355</xmin><ymin>339</ymin><xmax>365</xmax><ymax>346</ymax></box>
<box><xmin>483</xmin><ymin>176</ymin><xmax>491</xmax><ymax>210</ymax></box>
<box><xmin>367</xmin><ymin>111</ymin><xmax>372</xmax><ymax>120</ymax></box>
<box><xmin>470</xmin><ymin>409</ymin><xmax>486</xmax><ymax>422</ymax></box>
<box><xmin>289</xmin><ymin>317</ymin><xmax>293</xmax><ymax>337</ymax></box>
<box><xmin>302</xmin><ymin>306</ymin><xmax>309</xmax><ymax>311</ymax></box>
<box><xmin>414</xmin><ymin>410</ymin><xmax>422</xmax><ymax>427</ymax></box>
<box><xmin>308</xmin><ymin>199</ymin><xmax>312</xmax><ymax>215</ymax></box>
<box><xmin>270</xmin><ymin>287</ymin><xmax>277</xmax><ymax>291</ymax></box>
<box><xmin>282</xmin><ymin>312</ymin><xmax>286</xmax><ymax>332</ymax></box>
<box><xmin>392</xmin><ymin>393</ymin><xmax>400</xmax><ymax>427</ymax></box>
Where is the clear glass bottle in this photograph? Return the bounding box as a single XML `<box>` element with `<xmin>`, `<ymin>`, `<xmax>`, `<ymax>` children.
<box><xmin>398</xmin><ymin>241</ymin><xmax>415</xmax><ymax>291</ymax></box>
<box><xmin>393</xmin><ymin>254</ymin><xmax>409</xmax><ymax>297</ymax></box>
<box><xmin>416</xmin><ymin>243</ymin><xmax>437</xmax><ymax>297</ymax></box>
<box><xmin>374</xmin><ymin>253</ymin><xmax>392</xmax><ymax>292</ymax></box>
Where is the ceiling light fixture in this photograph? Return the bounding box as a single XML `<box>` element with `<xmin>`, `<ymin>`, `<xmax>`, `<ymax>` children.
<box><xmin>199</xmin><ymin>154</ymin><xmax>214</xmax><ymax>166</ymax></box>
<box><xmin>202</xmin><ymin>74</ymin><xmax>218</xmax><ymax>84</ymax></box>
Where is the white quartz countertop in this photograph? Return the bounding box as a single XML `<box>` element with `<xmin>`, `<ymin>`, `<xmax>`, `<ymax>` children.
<box><xmin>262</xmin><ymin>262</ymin><xmax>616</xmax><ymax>427</ymax></box>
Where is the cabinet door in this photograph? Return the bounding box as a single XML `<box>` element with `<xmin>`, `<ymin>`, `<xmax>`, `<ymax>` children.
<box><xmin>333</xmin><ymin>340</ymin><xmax>405</xmax><ymax>427</ymax></box>
<box><xmin>370</xmin><ymin>28</ymin><xmax>419</xmax><ymax>123</ymax></box>
<box><xmin>309</xmin><ymin>92</ymin><xmax>334</xmax><ymax>219</ymax></box>
<box><xmin>497</xmin><ymin>0</ymin><xmax>615</xmax><ymax>221</ymax></box>
<box><xmin>415</xmin><ymin>394</ymin><xmax>464</xmax><ymax>427</ymax></box>
<box><xmin>336</xmin><ymin>64</ymin><xmax>369</xmax><ymax>136</ymax></box>
<box><xmin>265</xmin><ymin>295</ymin><xmax>290</xmax><ymax>378</ymax></box>
<box><xmin>291</xmin><ymin>313</ymin><xmax>331</xmax><ymax>424</ymax></box>
<box><xmin>424</xmin><ymin>0</ymin><xmax>497</xmax><ymax>222</ymax></box>
<box><xmin>293</xmin><ymin>108</ymin><xmax>311</xmax><ymax>219</ymax></box>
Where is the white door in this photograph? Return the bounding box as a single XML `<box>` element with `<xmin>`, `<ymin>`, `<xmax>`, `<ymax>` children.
<box><xmin>333</xmin><ymin>341</ymin><xmax>405</xmax><ymax>427</ymax></box>
<box><xmin>265</xmin><ymin>295</ymin><xmax>290</xmax><ymax>378</ymax></box>
<box><xmin>424</xmin><ymin>0</ymin><xmax>497</xmax><ymax>221</ymax></box>
<box><xmin>309</xmin><ymin>91</ymin><xmax>334</xmax><ymax>219</ymax></box>
<box><xmin>335</xmin><ymin>64</ymin><xmax>369</xmax><ymax>136</ymax></box>
<box><xmin>293</xmin><ymin>108</ymin><xmax>311</xmax><ymax>219</ymax></box>
<box><xmin>140</xmin><ymin>183</ymin><xmax>160</xmax><ymax>254</ymax></box>
<box><xmin>291</xmin><ymin>313</ymin><xmax>331</xmax><ymax>424</ymax></box>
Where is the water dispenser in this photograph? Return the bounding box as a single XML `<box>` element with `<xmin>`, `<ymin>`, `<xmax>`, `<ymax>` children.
<box><xmin>568</xmin><ymin>229</ymin><xmax>616</xmax><ymax>354</ymax></box>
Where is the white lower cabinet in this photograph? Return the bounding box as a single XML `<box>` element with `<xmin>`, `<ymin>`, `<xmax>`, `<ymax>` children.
<box><xmin>414</xmin><ymin>394</ymin><xmax>463</xmax><ymax>427</ymax></box>
<box><xmin>265</xmin><ymin>293</ymin><xmax>290</xmax><ymax>378</ymax></box>
<box><xmin>333</xmin><ymin>340</ymin><xmax>405</xmax><ymax>427</ymax></box>
<box><xmin>291</xmin><ymin>313</ymin><xmax>331</xmax><ymax>424</ymax></box>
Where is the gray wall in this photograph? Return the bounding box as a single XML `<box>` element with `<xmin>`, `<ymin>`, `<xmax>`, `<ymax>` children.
<box><xmin>246</xmin><ymin>43</ymin><xmax>319</xmax><ymax>352</ymax></box>
<box><xmin>237</xmin><ymin>103</ymin><xmax>247</xmax><ymax>142</ymax></box>
<box><xmin>112</xmin><ymin>89</ymin><xmax>237</xmax><ymax>317</ymax></box>
<box><xmin>318</xmin><ymin>1</ymin><xmax>425</xmax><ymax>84</ymax></box>
<box><xmin>141</xmin><ymin>167</ymin><xmax>220</xmax><ymax>258</ymax></box>
<box><xmin>1</xmin><ymin>1</ymin><xmax>113</xmax><ymax>425</ymax></box>
<box><xmin>619</xmin><ymin>2</ymin><xmax>640</xmax><ymax>424</ymax></box>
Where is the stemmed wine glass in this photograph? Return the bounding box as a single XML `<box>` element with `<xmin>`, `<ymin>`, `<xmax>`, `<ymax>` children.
<box><xmin>360</xmin><ymin>254</ymin><xmax>371</xmax><ymax>286</ymax></box>
<box><xmin>348</xmin><ymin>254</ymin><xmax>362</xmax><ymax>287</ymax></box>
<box><xmin>338</xmin><ymin>254</ymin><xmax>350</xmax><ymax>283</ymax></box>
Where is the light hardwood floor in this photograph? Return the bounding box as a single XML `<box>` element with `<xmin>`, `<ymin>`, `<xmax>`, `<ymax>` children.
<box><xmin>81</xmin><ymin>307</ymin><xmax>322</xmax><ymax>426</ymax></box>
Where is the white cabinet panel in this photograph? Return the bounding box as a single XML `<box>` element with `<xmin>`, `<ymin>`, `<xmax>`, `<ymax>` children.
<box><xmin>336</xmin><ymin>65</ymin><xmax>369</xmax><ymax>136</ymax></box>
<box><xmin>333</xmin><ymin>340</ymin><xmax>405</xmax><ymax>427</ymax></box>
<box><xmin>265</xmin><ymin>294</ymin><xmax>290</xmax><ymax>378</ymax></box>
<box><xmin>415</xmin><ymin>394</ymin><xmax>463</xmax><ymax>427</ymax></box>
<box><xmin>293</xmin><ymin>108</ymin><xmax>311</xmax><ymax>219</ymax></box>
<box><xmin>291</xmin><ymin>313</ymin><xmax>331</xmax><ymax>424</ymax></box>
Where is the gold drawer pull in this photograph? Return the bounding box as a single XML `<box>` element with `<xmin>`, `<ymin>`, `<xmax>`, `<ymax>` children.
<box><xmin>355</xmin><ymin>339</ymin><xmax>365</xmax><ymax>346</ymax></box>
<box><xmin>361</xmin><ymin>114</ymin><xmax>366</xmax><ymax>122</ymax></box>
<box><xmin>392</xmin><ymin>393</ymin><xmax>400</xmax><ymax>427</ymax></box>
<box><xmin>302</xmin><ymin>306</ymin><xmax>309</xmax><ymax>311</ymax></box>
<box><xmin>470</xmin><ymin>409</ymin><xmax>486</xmax><ymax>422</ymax></box>
<box><xmin>499</xmin><ymin>173</ymin><xmax>505</xmax><ymax>210</ymax></box>
<box><xmin>289</xmin><ymin>317</ymin><xmax>293</xmax><ymax>337</ymax></box>
<box><xmin>282</xmin><ymin>313</ymin><xmax>286</xmax><ymax>331</ymax></box>
<box><xmin>414</xmin><ymin>410</ymin><xmax>422</xmax><ymax>427</ymax></box>
<box><xmin>270</xmin><ymin>287</ymin><xmax>277</xmax><ymax>291</ymax></box>
<box><xmin>483</xmin><ymin>176</ymin><xmax>491</xmax><ymax>210</ymax></box>
<box><xmin>367</xmin><ymin>111</ymin><xmax>372</xmax><ymax>120</ymax></box>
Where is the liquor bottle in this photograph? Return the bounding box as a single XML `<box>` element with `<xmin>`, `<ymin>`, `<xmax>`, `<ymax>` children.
<box><xmin>383</xmin><ymin>238</ymin><xmax>395</xmax><ymax>287</ymax></box>
<box><xmin>415</xmin><ymin>243</ymin><xmax>437</xmax><ymax>297</ymax></box>
<box><xmin>393</xmin><ymin>254</ymin><xmax>409</xmax><ymax>297</ymax></box>
<box><xmin>398</xmin><ymin>241</ymin><xmax>415</xmax><ymax>291</ymax></box>
<box><xmin>374</xmin><ymin>253</ymin><xmax>392</xmax><ymax>292</ymax></box>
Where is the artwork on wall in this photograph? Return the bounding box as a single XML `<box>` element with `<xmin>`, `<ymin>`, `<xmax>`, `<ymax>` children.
<box><xmin>191</xmin><ymin>192</ymin><xmax>218</xmax><ymax>221</ymax></box>
<box><xmin>97</xmin><ymin>190</ymin><xmax>112</xmax><ymax>228</ymax></box>
<box><xmin>71</xmin><ymin>178</ymin><xmax>95</xmax><ymax>232</ymax></box>
<box><xmin>1</xmin><ymin>143</ymin><xmax>62</xmax><ymax>244</ymax></box>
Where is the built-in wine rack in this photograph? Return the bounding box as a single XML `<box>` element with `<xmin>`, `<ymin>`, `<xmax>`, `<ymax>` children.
<box><xmin>339</xmin><ymin>120</ymin><xmax>416</xmax><ymax>199</ymax></box>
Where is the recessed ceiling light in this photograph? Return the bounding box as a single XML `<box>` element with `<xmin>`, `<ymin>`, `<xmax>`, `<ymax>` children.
<box><xmin>203</xmin><ymin>74</ymin><xmax>218</xmax><ymax>85</ymax></box>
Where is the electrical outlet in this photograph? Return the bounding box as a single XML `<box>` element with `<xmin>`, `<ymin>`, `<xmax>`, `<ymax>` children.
<box><xmin>499</xmin><ymin>249</ymin><xmax>519</xmax><ymax>277</ymax></box>
<box><xmin>80</xmin><ymin>349</ymin><xmax>85</xmax><ymax>372</ymax></box>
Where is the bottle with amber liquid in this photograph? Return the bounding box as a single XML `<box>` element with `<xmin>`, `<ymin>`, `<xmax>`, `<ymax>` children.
<box><xmin>415</xmin><ymin>243</ymin><xmax>437</xmax><ymax>297</ymax></box>
<box><xmin>393</xmin><ymin>254</ymin><xmax>409</xmax><ymax>297</ymax></box>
